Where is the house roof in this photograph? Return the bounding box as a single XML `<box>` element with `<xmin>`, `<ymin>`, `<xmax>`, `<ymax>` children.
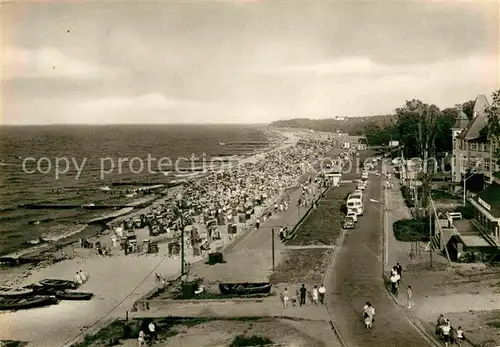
<box><xmin>458</xmin><ymin>95</ymin><xmax>490</xmax><ymax>140</ymax></box>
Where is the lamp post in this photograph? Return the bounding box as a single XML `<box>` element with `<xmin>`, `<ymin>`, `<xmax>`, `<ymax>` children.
<box><xmin>462</xmin><ymin>172</ymin><xmax>477</xmax><ymax>207</ymax></box>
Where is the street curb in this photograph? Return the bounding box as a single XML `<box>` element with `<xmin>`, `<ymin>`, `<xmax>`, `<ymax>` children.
<box><xmin>381</xmin><ymin>174</ymin><xmax>442</xmax><ymax>347</ymax></box>
<box><xmin>128</xmin><ymin>314</ymin><xmax>329</xmax><ymax>323</ymax></box>
<box><xmin>322</xmin><ymin>222</ymin><xmax>349</xmax><ymax>347</ymax></box>
<box><xmin>147</xmin><ymin>297</ymin><xmax>271</xmax><ymax>304</ymax></box>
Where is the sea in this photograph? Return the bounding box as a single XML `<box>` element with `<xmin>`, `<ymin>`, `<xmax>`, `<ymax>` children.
<box><xmin>0</xmin><ymin>124</ymin><xmax>270</xmax><ymax>256</ymax></box>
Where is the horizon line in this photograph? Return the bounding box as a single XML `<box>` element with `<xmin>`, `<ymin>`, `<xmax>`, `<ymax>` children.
<box><xmin>0</xmin><ymin>122</ymin><xmax>272</xmax><ymax>127</ymax></box>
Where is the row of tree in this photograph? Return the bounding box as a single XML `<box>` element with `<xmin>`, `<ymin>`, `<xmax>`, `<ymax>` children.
<box><xmin>363</xmin><ymin>99</ymin><xmax>476</xmax><ymax>155</ymax></box>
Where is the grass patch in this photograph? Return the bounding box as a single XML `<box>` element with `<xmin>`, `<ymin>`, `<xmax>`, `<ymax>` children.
<box><xmin>72</xmin><ymin>318</ymin><xmax>210</xmax><ymax>347</ymax></box>
<box><xmin>230</xmin><ymin>334</ymin><xmax>273</xmax><ymax>347</ymax></box>
<box><xmin>287</xmin><ymin>184</ymin><xmax>353</xmax><ymax>246</ymax></box>
<box><xmin>393</xmin><ymin>218</ymin><xmax>430</xmax><ymax>242</ymax></box>
<box><xmin>270</xmin><ymin>249</ymin><xmax>332</xmax><ymax>284</ymax></box>
<box><xmin>72</xmin><ymin>320</ymin><xmax>123</xmax><ymax>347</ymax></box>
<box><xmin>486</xmin><ymin>320</ymin><xmax>500</xmax><ymax>329</ymax></box>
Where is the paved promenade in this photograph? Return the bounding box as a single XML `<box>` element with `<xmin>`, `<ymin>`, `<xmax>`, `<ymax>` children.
<box><xmin>135</xmin><ymin>297</ymin><xmax>330</xmax><ymax>322</ymax></box>
<box><xmin>325</xmin><ymin>162</ymin><xmax>429</xmax><ymax>346</ymax></box>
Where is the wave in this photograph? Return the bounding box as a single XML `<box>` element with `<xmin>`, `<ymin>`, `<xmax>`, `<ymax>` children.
<box><xmin>40</xmin><ymin>223</ymin><xmax>88</xmax><ymax>242</ymax></box>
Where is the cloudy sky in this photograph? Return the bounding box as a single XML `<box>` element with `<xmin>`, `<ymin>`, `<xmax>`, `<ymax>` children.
<box><xmin>2</xmin><ymin>1</ymin><xmax>498</xmax><ymax>125</ymax></box>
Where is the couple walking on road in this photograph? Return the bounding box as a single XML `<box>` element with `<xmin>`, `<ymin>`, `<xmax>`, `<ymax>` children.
<box><xmin>281</xmin><ymin>284</ymin><xmax>326</xmax><ymax>308</ymax></box>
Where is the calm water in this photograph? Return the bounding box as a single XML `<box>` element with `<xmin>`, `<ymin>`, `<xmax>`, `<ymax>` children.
<box><xmin>0</xmin><ymin>124</ymin><xmax>268</xmax><ymax>255</ymax></box>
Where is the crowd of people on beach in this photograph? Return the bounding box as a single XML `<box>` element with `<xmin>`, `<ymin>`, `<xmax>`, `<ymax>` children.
<box><xmin>103</xmin><ymin>134</ymin><xmax>336</xmax><ymax>260</ymax></box>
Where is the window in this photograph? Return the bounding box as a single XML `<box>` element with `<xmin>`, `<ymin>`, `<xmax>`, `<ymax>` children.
<box><xmin>471</xmin><ymin>143</ymin><xmax>477</xmax><ymax>151</ymax></box>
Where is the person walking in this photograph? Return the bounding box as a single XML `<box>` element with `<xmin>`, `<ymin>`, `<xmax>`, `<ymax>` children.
<box><xmin>312</xmin><ymin>285</ymin><xmax>319</xmax><ymax>305</ymax></box>
<box><xmin>148</xmin><ymin>320</ymin><xmax>158</xmax><ymax>343</ymax></box>
<box><xmin>389</xmin><ymin>273</ymin><xmax>399</xmax><ymax>295</ymax></box>
<box><xmin>442</xmin><ymin>320</ymin><xmax>451</xmax><ymax>346</ymax></box>
<box><xmin>363</xmin><ymin>302</ymin><xmax>375</xmax><ymax>329</ymax></box>
<box><xmin>137</xmin><ymin>330</ymin><xmax>146</xmax><ymax>347</ymax></box>
<box><xmin>75</xmin><ymin>271</ymin><xmax>83</xmax><ymax>285</ymax></box>
<box><xmin>299</xmin><ymin>284</ymin><xmax>307</xmax><ymax>306</ymax></box>
<box><xmin>79</xmin><ymin>270</ymin><xmax>87</xmax><ymax>283</ymax></box>
<box><xmin>282</xmin><ymin>287</ymin><xmax>289</xmax><ymax>309</ymax></box>
<box><xmin>455</xmin><ymin>326</ymin><xmax>465</xmax><ymax>346</ymax></box>
<box><xmin>318</xmin><ymin>284</ymin><xmax>326</xmax><ymax>304</ymax></box>
<box><xmin>395</xmin><ymin>263</ymin><xmax>403</xmax><ymax>285</ymax></box>
<box><xmin>406</xmin><ymin>285</ymin><xmax>413</xmax><ymax>309</ymax></box>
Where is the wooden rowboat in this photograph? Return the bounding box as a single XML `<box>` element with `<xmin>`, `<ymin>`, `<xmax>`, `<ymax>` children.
<box><xmin>39</xmin><ymin>279</ymin><xmax>79</xmax><ymax>289</ymax></box>
<box><xmin>0</xmin><ymin>296</ymin><xmax>58</xmax><ymax>311</ymax></box>
<box><xmin>0</xmin><ymin>287</ymin><xmax>34</xmax><ymax>298</ymax></box>
<box><xmin>218</xmin><ymin>282</ymin><xmax>272</xmax><ymax>295</ymax></box>
<box><xmin>55</xmin><ymin>291</ymin><xmax>93</xmax><ymax>301</ymax></box>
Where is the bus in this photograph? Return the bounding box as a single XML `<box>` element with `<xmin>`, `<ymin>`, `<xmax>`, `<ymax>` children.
<box><xmin>347</xmin><ymin>193</ymin><xmax>364</xmax><ymax>216</ymax></box>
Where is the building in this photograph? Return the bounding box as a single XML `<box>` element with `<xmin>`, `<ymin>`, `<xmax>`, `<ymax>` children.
<box><xmin>433</xmin><ymin>212</ymin><xmax>498</xmax><ymax>262</ymax></box>
<box><xmin>447</xmin><ymin>94</ymin><xmax>500</xmax><ymax>253</ymax></box>
<box><xmin>451</xmin><ymin>95</ymin><xmax>497</xmax><ymax>185</ymax></box>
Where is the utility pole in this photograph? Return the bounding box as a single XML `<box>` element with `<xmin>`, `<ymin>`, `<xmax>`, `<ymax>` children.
<box><xmin>271</xmin><ymin>228</ymin><xmax>275</xmax><ymax>271</ymax></box>
<box><xmin>180</xmin><ymin>216</ymin><xmax>185</xmax><ymax>280</ymax></box>
<box><xmin>176</xmin><ymin>193</ymin><xmax>185</xmax><ymax>282</ymax></box>
<box><xmin>429</xmin><ymin>196</ymin><xmax>433</xmax><ymax>269</ymax></box>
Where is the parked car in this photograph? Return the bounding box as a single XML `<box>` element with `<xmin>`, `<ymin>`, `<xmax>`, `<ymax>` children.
<box><xmin>343</xmin><ymin>216</ymin><xmax>355</xmax><ymax>229</ymax></box>
<box><xmin>346</xmin><ymin>211</ymin><xmax>358</xmax><ymax>222</ymax></box>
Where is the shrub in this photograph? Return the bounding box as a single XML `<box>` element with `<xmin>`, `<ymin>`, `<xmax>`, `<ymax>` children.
<box><xmin>393</xmin><ymin>218</ymin><xmax>430</xmax><ymax>242</ymax></box>
<box><xmin>400</xmin><ymin>186</ymin><xmax>415</xmax><ymax>208</ymax></box>
<box><xmin>455</xmin><ymin>204</ymin><xmax>474</xmax><ymax>220</ymax></box>
<box><xmin>230</xmin><ymin>334</ymin><xmax>273</xmax><ymax>347</ymax></box>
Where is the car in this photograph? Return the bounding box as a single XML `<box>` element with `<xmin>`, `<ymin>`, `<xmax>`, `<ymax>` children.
<box><xmin>357</xmin><ymin>183</ymin><xmax>366</xmax><ymax>190</ymax></box>
<box><xmin>346</xmin><ymin>211</ymin><xmax>358</xmax><ymax>222</ymax></box>
<box><xmin>343</xmin><ymin>216</ymin><xmax>355</xmax><ymax>229</ymax></box>
<box><xmin>361</xmin><ymin>172</ymin><xmax>369</xmax><ymax>180</ymax></box>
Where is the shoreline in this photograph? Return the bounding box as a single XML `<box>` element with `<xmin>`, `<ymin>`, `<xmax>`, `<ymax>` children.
<box><xmin>0</xmin><ymin>129</ymin><xmax>288</xmax><ymax>274</ymax></box>
<box><xmin>0</xmin><ymin>129</ymin><xmax>338</xmax><ymax>347</ymax></box>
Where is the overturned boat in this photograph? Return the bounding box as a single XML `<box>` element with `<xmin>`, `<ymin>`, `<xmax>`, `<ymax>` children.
<box><xmin>0</xmin><ymin>296</ymin><xmax>58</xmax><ymax>311</ymax></box>
<box><xmin>218</xmin><ymin>282</ymin><xmax>272</xmax><ymax>295</ymax></box>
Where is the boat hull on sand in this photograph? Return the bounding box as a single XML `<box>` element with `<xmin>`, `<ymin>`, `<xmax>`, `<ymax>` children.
<box><xmin>39</xmin><ymin>279</ymin><xmax>79</xmax><ymax>290</ymax></box>
<box><xmin>55</xmin><ymin>291</ymin><xmax>93</xmax><ymax>300</ymax></box>
<box><xmin>218</xmin><ymin>282</ymin><xmax>272</xmax><ymax>295</ymax></box>
<box><xmin>0</xmin><ymin>287</ymin><xmax>34</xmax><ymax>298</ymax></box>
<box><xmin>0</xmin><ymin>296</ymin><xmax>58</xmax><ymax>311</ymax></box>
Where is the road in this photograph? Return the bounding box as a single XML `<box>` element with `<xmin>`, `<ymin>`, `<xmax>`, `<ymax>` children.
<box><xmin>326</xmin><ymin>154</ymin><xmax>429</xmax><ymax>346</ymax></box>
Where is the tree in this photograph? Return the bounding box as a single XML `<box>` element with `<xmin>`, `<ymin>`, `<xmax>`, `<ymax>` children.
<box><xmin>462</xmin><ymin>100</ymin><xmax>475</xmax><ymax>120</ymax></box>
<box><xmin>395</xmin><ymin>100</ymin><xmax>441</xmax><ymax>211</ymax></box>
<box><xmin>485</xmin><ymin>90</ymin><xmax>500</xmax><ymax>166</ymax></box>
<box><xmin>436</xmin><ymin>108</ymin><xmax>459</xmax><ymax>153</ymax></box>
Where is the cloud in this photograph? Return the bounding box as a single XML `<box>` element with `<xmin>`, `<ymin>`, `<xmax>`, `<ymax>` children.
<box><xmin>258</xmin><ymin>57</ymin><xmax>380</xmax><ymax>75</ymax></box>
<box><xmin>3</xmin><ymin>47</ymin><xmax>118</xmax><ymax>79</ymax></box>
<box><xmin>83</xmin><ymin>93</ymin><xmax>210</xmax><ymax>113</ymax></box>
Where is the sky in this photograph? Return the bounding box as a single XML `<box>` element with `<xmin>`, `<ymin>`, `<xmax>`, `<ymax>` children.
<box><xmin>2</xmin><ymin>1</ymin><xmax>499</xmax><ymax>125</ymax></box>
